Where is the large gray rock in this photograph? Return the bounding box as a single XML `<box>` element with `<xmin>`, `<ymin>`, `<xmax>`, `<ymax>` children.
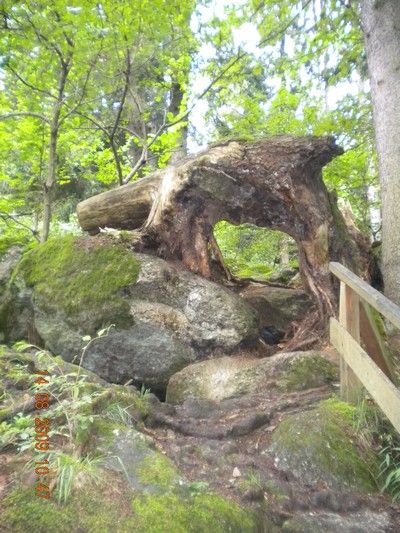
<box><xmin>129</xmin><ymin>253</ymin><xmax>258</xmax><ymax>352</ymax></box>
<box><xmin>166</xmin><ymin>351</ymin><xmax>338</xmax><ymax>404</ymax></box>
<box><xmin>240</xmin><ymin>284</ymin><xmax>311</xmax><ymax>332</ymax></box>
<box><xmin>4</xmin><ymin>235</ymin><xmax>258</xmax><ymax>389</ymax></box>
<box><xmin>83</xmin><ymin>326</ymin><xmax>195</xmax><ymax>389</ymax></box>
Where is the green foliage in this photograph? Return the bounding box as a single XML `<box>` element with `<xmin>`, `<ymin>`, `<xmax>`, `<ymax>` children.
<box><xmin>0</xmin><ymin>413</ymin><xmax>33</xmax><ymax>452</ymax></box>
<box><xmin>350</xmin><ymin>398</ymin><xmax>400</xmax><ymax>502</ymax></box>
<box><xmin>379</xmin><ymin>436</ymin><xmax>400</xmax><ymax>501</ymax></box>
<box><xmin>17</xmin><ymin>235</ymin><xmax>140</xmax><ymax>329</ymax></box>
<box><xmin>0</xmin><ymin>0</ymin><xmax>196</xmax><ymax>242</ymax></box>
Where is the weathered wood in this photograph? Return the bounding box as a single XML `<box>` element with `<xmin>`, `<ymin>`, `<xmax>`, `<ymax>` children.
<box><xmin>77</xmin><ymin>174</ymin><xmax>161</xmax><ymax>233</ymax></box>
<box><xmin>360</xmin><ymin>301</ymin><xmax>397</xmax><ymax>384</ymax></box>
<box><xmin>330</xmin><ymin>262</ymin><xmax>400</xmax><ymax>329</ymax></box>
<box><xmin>339</xmin><ymin>282</ymin><xmax>363</xmax><ymax>403</ymax></box>
<box><xmin>77</xmin><ymin>137</ymin><xmax>371</xmax><ymax>322</ymax></box>
<box><xmin>330</xmin><ymin>318</ymin><xmax>400</xmax><ymax>433</ymax></box>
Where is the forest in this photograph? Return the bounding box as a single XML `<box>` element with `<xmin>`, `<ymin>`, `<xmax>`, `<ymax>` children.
<box><xmin>0</xmin><ymin>1</ymin><xmax>400</xmax><ymax>532</ymax></box>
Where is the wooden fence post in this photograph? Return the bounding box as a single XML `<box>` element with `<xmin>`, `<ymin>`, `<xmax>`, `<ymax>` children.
<box><xmin>339</xmin><ymin>282</ymin><xmax>364</xmax><ymax>402</ymax></box>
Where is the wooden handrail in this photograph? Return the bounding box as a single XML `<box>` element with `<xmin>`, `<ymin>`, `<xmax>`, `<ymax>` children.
<box><xmin>330</xmin><ymin>262</ymin><xmax>400</xmax><ymax>329</ymax></box>
<box><xmin>329</xmin><ymin>262</ymin><xmax>400</xmax><ymax>433</ymax></box>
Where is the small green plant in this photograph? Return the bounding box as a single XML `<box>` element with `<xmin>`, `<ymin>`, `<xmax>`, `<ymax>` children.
<box><xmin>104</xmin><ymin>403</ymin><xmax>132</xmax><ymax>426</ymax></box>
<box><xmin>378</xmin><ymin>435</ymin><xmax>400</xmax><ymax>501</ymax></box>
<box><xmin>0</xmin><ymin>413</ymin><xmax>34</xmax><ymax>451</ymax></box>
<box><xmin>2</xmin><ymin>333</ymin><xmax>114</xmax><ymax>504</ymax></box>
<box><xmin>48</xmin><ymin>452</ymin><xmax>104</xmax><ymax>504</ymax></box>
<box><xmin>139</xmin><ymin>384</ymin><xmax>151</xmax><ymax>397</ymax></box>
<box><xmin>188</xmin><ymin>481</ymin><xmax>209</xmax><ymax>495</ymax></box>
<box><xmin>351</xmin><ymin>397</ymin><xmax>400</xmax><ymax>500</ymax></box>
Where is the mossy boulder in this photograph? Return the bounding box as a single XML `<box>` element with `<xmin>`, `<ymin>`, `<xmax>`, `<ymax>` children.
<box><xmin>2</xmin><ymin>235</ymin><xmax>258</xmax><ymax>390</ymax></box>
<box><xmin>166</xmin><ymin>351</ymin><xmax>338</xmax><ymax>404</ymax></box>
<box><xmin>270</xmin><ymin>399</ymin><xmax>379</xmax><ymax>492</ymax></box>
<box><xmin>93</xmin><ymin>424</ymin><xmax>184</xmax><ymax>493</ymax></box>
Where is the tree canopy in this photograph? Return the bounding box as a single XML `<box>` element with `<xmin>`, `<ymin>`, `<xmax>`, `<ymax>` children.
<box><xmin>0</xmin><ymin>0</ymin><xmax>380</xmax><ymax>276</ymax></box>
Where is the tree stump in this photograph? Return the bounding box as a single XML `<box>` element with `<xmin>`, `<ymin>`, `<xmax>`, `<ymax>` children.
<box><xmin>77</xmin><ymin>136</ymin><xmax>370</xmax><ymax>321</ymax></box>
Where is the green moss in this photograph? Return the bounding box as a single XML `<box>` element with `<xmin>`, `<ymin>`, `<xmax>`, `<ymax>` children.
<box><xmin>2</xmin><ymin>484</ymin><xmax>136</xmax><ymax>533</ymax></box>
<box><xmin>271</xmin><ymin>398</ymin><xmax>378</xmax><ymax>492</ymax></box>
<box><xmin>17</xmin><ymin>235</ymin><xmax>140</xmax><ymax>331</ymax></box>
<box><xmin>0</xmin><ymin>348</ymin><xmax>33</xmax><ymax>391</ymax></box>
<box><xmin>137</xmin><ymin>453</ymin><xmax>180</xmax><ymax>490</ymax></box>
<box><xmin>320</xmin><ymin>397</ymin><xmax>357</xmax><ymax>422</ymax></box>
<box><xmin>278</xmin><ymin>355</ymin><xmax>338</xmax><ymax>392</ymax></box>
<box><xmin>131</xmin><ymin>492</ymin><xmax>256</xmax><ymax>533</ymax></box>
<box><xmin>90</xmin><ymin>417</ymin><xmax>125</xmax><ymax>446</ymax></box>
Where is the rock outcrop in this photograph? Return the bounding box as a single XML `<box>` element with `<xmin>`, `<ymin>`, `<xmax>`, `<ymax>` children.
<box><xmin>1</xmin><ymin>235</ymin><xmax>258</xmax><ymax>390</ymax></box>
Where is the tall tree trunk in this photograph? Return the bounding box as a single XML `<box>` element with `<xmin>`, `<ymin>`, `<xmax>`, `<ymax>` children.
<box><xmin>361</xmin><ymin>0</ymin><xmax>400</xmax><ymax>304</ymax></box>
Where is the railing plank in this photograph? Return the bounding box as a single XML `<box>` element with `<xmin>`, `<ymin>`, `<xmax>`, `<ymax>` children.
<box><xmin>330</xmin><ymin>318</ymin><xmax>400</xmax><ymax>433</ymax></box>
<box><xmin>360</xmin><ymin>301</ymin><xmax>398</xmax><ymax>384</ymax></box>
<box><xmin>330</xmin><ymin>262</ymin><xmax>400</xmax><ymax>330</ymax></box>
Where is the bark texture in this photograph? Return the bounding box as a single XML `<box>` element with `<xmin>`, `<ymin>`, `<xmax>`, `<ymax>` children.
<box><xmin>361</xmin><ymin>0</ymin><xmax>400</xmax><ymax>304</ymax></box>
<box><xmin>77</xmin><ymin>136</ymin><xmax>369</xmax><ymax>318</ymax></box>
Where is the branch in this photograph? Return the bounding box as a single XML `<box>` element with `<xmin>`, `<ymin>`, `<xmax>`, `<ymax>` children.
<box><xmin>6</xmin><ymin>64</ymin><xmax>56</xmax><ymax>99</ymax></box>
<box><xmin>116</xmin><ymin>125</ymin><xmax>143</xmax><ymax>139</ymax></box>
<box><xmin>0</xmin><ymin>112</ymin><xmax>50</xmax><ymax>124</ymax></box>
<box><xmin>121</xmin><ymin>0</ymin><xmax>313</xmax><ymax>185</ymax></box>
<box><xmin>60</xmin><ymin>51</ymin><xmax>102</xmax><ymax>123</ymax></box>
<box><xmin>0</xmin><ymin>212</ymin><xmax>40</xmax><ymax>241</ymax></box>
<box><xmin>110</xmin><ymin>49</ymin><xmax>131</xmax><ymax>140</ymax></box>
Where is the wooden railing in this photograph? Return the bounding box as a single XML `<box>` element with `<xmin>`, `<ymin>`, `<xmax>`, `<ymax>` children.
<box><xmin>329</xmin><ymin>262</ymin><xmax>400</xmax><ymax>433</ymax></box>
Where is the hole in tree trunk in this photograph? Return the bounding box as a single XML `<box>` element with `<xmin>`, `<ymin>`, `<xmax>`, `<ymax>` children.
<box><xmin>213</xmin><ymin>222</ymin><xmax>310</xmax><ymax>345</ymax></box>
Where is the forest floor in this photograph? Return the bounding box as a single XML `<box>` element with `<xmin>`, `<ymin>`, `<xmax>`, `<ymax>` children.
<box><xmin>144</xmin><ymin>345</ymin><xmax>400</xmax><ymax>531</ymax></box>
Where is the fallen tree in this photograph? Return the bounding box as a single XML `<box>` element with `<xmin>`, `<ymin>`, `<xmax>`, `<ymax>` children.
<box><xmin>77</xmin><ymin>136</ymin><xmax>370</xmax><ymax>322</ymax></box>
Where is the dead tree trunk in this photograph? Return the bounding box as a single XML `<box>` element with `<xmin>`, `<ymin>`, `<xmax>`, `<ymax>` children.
<box><xmin>77</xmin><ymin>136</ymin><xmax>370</xmax><ymax>320</ymax></box>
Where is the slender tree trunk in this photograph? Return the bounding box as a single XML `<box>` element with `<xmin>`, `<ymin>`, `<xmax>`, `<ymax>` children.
<box><xmin>41</xmin><ymin>126</ymin><xmax>58</xmax><ymax>242</ymax></box>
<box><xmin>41</xmin><ymin>61</ymin><xmax>70</xmax><ymax>242</ymax></box>
<box><xmin>168</xmin><ymin>81</ymin><xmax>188</xmax><ymax>164</ymax></box>
<box><xmin>361</xmin><ymin>0</ymin><xmax>400</xmax><ymax>304</ymax></box>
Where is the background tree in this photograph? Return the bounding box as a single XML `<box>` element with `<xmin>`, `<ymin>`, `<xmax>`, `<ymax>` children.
<box><xmin>360</xmin><ymin>0</ymin><xmax>400</xmax><ymax>304</ymax></box>
<box><xmin>0</xmin><ymin>0</ymin><xmax>195</xmax><ymax>243</ymax></box>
